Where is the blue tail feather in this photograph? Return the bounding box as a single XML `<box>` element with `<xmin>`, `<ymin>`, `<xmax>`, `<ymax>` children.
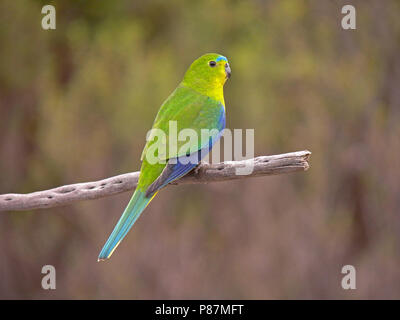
<box><xmin>98</xmin><ymin>139</ymin><xmax>222</xmax><ymax>261</ymax></box>
<box><xmin>98</xmin><ymin>190</ymin><xmax>151</xmax><ymax>261</ymax></box>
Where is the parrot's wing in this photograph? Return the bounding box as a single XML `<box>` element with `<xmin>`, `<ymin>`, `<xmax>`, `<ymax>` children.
<box><xmin>140</xmin><ymin>85</ymin><xmax>225</xmax><ymax>163</ymax></box>
<box><xmin>145</xmin><ymin>143</ymin><xmax>214</xmax><ymax>198</ymax></box>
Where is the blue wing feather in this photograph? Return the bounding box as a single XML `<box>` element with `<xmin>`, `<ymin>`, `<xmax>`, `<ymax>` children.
<box><xmin>146</xmin><ymin>105</ymin><xmax>225</xmax><ymax>197</ymax></box>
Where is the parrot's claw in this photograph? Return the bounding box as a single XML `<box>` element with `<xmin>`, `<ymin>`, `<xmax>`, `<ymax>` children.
<box><xmin>194</xmin><ymin>160</ymin><xmax>208</xmax><ymax>175</ymax></box>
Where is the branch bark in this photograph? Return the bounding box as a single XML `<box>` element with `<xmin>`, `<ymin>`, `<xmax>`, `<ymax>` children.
<box><xmin>0</xmin><ymin>150</ymin><xmax>311</xmax><ymax>212</ymax></box>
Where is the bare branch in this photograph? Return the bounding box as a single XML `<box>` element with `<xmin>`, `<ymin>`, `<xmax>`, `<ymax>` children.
<box><xmin>0</xmin><ymin>150</ymin><xmax>311</xmax><ymax>212</ymax></box>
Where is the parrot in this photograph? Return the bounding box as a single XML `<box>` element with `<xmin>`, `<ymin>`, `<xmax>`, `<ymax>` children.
<box><xmin>98</xmin><ymin>53</ymin><xmax>231</xmax><ymax>261</ymax></box>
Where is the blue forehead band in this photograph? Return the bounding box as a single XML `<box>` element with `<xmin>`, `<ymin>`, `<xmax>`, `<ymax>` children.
<box><xmin>216</xmin><ymin>55</ymin><xmax>228</xmax><ymax>63</ymax></box>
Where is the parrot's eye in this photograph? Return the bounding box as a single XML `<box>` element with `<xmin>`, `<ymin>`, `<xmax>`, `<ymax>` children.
<box><xmin>209</xmin><ymin>61</ymin><xmax>216</xmax><ymax>67</ymax></box>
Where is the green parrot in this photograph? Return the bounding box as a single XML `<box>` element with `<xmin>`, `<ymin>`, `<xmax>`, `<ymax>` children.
<box><xmin>98</xmin><ymin>53</ymin><xmax>231</xmax><ymax>261</ymax></box>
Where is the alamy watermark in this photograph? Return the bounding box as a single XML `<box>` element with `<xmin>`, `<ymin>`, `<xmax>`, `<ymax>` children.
<box><xmin>341</xmin><ymin>265</ymin><xmax>356</xmax><ymax>290</ymax></box>
<box><xmin>341</xmin><ymin>5</ymin><xmax>356</xmax><ymax>30</ymax></box>
<box><xmin>41</xmin><ymin>5</ymin><xmax>56</xmax><ymax>30</ymax></box>
<box><xmin>41</xmin><ymin>265</ymin><xmax>56</xmax><ymax>290</ymax></box>
<box><xmin>144</xmin><ymin>121</ymin><xmax>255</xmax><ymax>175</ymax></box>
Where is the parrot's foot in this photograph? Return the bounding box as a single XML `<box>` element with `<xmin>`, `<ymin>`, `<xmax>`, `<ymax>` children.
<box><xmin>194</xmin><ymin>161</ymin><xmax>208</xmax><ymax>175</ymax></box>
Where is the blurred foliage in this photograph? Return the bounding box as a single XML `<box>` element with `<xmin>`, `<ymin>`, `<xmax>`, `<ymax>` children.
<box><xmin>0</xmin><ymin>0</ymin><xmax>400</xmax><ymax>298</ymax></box>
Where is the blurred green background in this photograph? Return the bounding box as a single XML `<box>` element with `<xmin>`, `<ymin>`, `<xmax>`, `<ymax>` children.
<box><xmin>1</xmin><ymin>0</ymin><xmax>399</xmax><ymax>299</ymax></box>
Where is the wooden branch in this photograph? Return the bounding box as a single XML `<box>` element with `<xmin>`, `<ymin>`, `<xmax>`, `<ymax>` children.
<box><xmin>0</xmin><ymin>150</ymin><xmax>311</xmax><ymax>212</ymax></box>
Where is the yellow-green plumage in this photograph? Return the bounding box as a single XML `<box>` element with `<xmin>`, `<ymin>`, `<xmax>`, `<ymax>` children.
<box><xmin>98</xmin><ymin>53</ymin><xmax>230</xmax><ymax>261</ymax></box>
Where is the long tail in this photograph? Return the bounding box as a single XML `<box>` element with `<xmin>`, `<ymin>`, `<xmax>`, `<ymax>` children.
<box><xmin>98</xmin><ymin>189</ymin><xmax>155</xmax><ymax>261</ymax></box>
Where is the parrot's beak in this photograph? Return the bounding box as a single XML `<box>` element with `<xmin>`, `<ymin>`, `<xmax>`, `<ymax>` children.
<box><xmin>225</xmin><ymin>63</ymin><xmax>231</xmax><ymax>79</ymax></box>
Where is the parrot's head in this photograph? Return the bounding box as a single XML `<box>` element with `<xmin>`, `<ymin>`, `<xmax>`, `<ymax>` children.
<box><xmin>182</xmin><ymin>53</ymin><xmax>231</xmax><ymax>93</ymax></box>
